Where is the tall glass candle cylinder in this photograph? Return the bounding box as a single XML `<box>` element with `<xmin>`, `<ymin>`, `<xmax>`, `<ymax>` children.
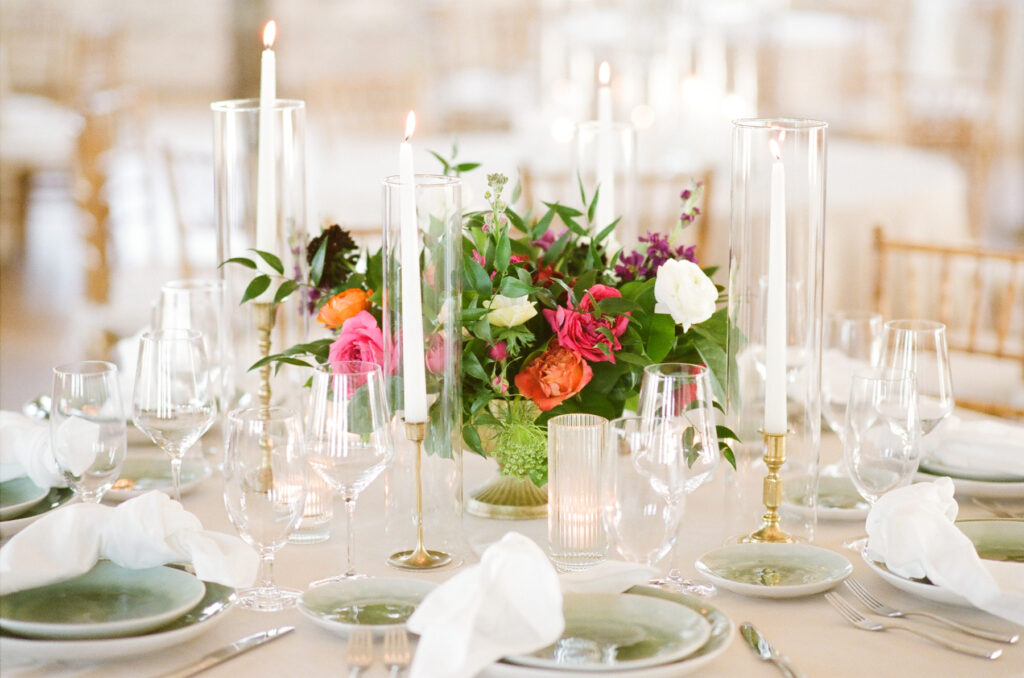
<box><xmin>382</xmin><ymin>174</ymin><xmax>465</xmax><ymax>566</ymax></box>
<box><xmin>573</xmin><ymin>121</ymin><xmax>637</xmax><ymax>249</ymax></box>
<box><xmin>726</xmin><ymin>118</ymin><xmax>827</xmax><ymax>542</ymax></box>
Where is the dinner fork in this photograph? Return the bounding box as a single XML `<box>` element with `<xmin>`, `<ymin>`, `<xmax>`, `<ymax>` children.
<box><xmin>845</xmin><ymin>579</ymin><xmax>1019</xmax><ymax>644</ymax></box>
<box><xmin>823</xmin><ymin>592</ymin><xmax>1002</xmax><ymax>659</ymax></box>
<box><xmin>383</xmin><ymin>627</ymin><xmax>412</xmax><ymax>676</ymax></box>
<box><xmin>346</xmin><ymin>629</ymin><xmax>375</xmax><ymax>677</ymax></box>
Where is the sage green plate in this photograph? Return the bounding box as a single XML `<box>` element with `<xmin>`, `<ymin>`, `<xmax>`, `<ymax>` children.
<box><xmin>783</xmin><ymin>475</ymin><xmax>869</xmax><ymax>521</ymax></box>
<box><xmin>105</xmin><ymin>456</ymin><xmax>211</xmax><ymax>501</ymax></box>
<box><xmin>0</xmin><ymin>561</ymin><xmax>206</xmax><ymax>639</ymax></box>
<box><xmin>695</xmin><ymin>543</ymin><xmax>853</xmax><ymax>598</ymax></box>
<box><xmin>0</xmin><ymin>487</ymin><xmax>77</xmax><ymax>540</ymax></box>
<box><xmin>0</xmin><ymin>477</ymin><xmax>50</xmax><ymax>520</ymax></box>
<box><xmin>505</xmin><ymin>593</ymin><xmax>711</xmax><ymax>672</ymax></box>
<box><xmin>0</xmin><ymin>573</ymin><xmax>233</xmax><ymax>660</ymax></box>
<box><xmin>299</xmin><ymin>578</ymin><xmax>436</xmax><ymax>635</ymax></box>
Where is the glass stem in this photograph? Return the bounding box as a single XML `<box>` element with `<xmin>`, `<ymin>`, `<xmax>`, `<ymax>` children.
<box><xmin>170</xmin><ymin>455</ymin><xmax>183</xmax><ymax>503</ymax></box>
<box><xmin>258</xmin><ymin>549</ymin><xmax>275</xmax><ymax>592</ymax></box>
<box><xmin>344</xmin><ymin>496</ymin><xmax>358</xmax><ymax>577</ymax></box>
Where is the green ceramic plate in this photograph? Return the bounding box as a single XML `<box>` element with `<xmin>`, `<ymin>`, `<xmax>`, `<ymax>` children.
<box><xmin>0</xmin><ymin>573</ymin><xmax>233</xmax><ymax>660</ymax></box>
<box><xmin>783</xmin><ymin>475</ymin><xmax>869</xmax><ymax>521</ymax></box>
<box><xmin>0</xmin><ymin>477</ymin><xmax>50</xmax><ymax>520</ymax></box>
<box><xmin>105</xmin><ymin>456</ymin><xmax>211</xmax><ymax>501</ymax></box>
<box><xmin>299</xmin><ymin>578</ymin><xmax>437</xmax><ymax>635</ymax></box>
<box><xmin>0</xmin><ymin>487</ymin><xmax>76</xmax><ymax>539</ymax></box>
<box><xmin>695</xmin><ymin>543</ymin><xmax>853</xmax><ymax>598</ymax></box>
<box><xmin>505</xmin><ymin>593</ymin><xmax>711</xmax><ymax>672</ymax></box>
<box><xmin>0</xmin><ymin>561</ymin><xmax>206</xmax><ymax>639</ymax></box>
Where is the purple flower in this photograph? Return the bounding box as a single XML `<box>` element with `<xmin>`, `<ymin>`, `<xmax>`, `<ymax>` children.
<box><xmin>616</xmin><ymin>232</ymin><xmax>698</xmax><ymax>282</ymax></box>
<box><xmin>531</xmin><ymin>229</ymin><xmax>562</xmax><ymax>249</ymax></box>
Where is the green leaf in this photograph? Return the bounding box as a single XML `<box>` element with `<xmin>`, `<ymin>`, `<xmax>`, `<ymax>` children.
<box><xmin>647</xmin><ymin>313</ymin><xmax>675</xmax><ymax>362</ymax></box>
<box><xmin>588</xmin><ymin>185</ymin><xmax>600</xmax><ymax>224</ymax></box>
<box><xmin>595</xmin><ymin>297</ymin><xmax>641</xmax><ymax>316</ymax></box>
<box><xmin>495</xmin><ymin>232</ymin><xmax>511</xmax><ymax>273</ymax></box>
<box><xmin>462</xmin><ymin>424</ymin><xmax>485</xmax><ymax>456</ymax></box>
<box><xmin>542</xmin><ymin>229</ymin><xmax>571</xmax><ymax>266</ymax></box>
<box><xmin>716</xmin><ymin>425</ymin><xmax>740</xmax><ymax>441</ymax></box>
<box><xmin>691</xmin><ymin>329</ymin><xmax>729</xmax><ymax>404</ymax></box>
<box><xmin>531</xmin><ymin>208</ymin><xmax>556</xmax><ymax>241</ymax></box>
<box><xmin>276</xmin><ymin>356</ymin><xmax>313</xmax><ymax>369</ymax></box>
<box><xmin>466</xmin><ymin>257</ymin><xmax>492</xmax><ymax>297</ymax></box>
<box><xmin>428</xmin><ymin>150</ymin><xmax>451</xmax><ymax>174</ymax></box>
<box><xmin>219</xmin><ymin>257</ymin><xmax>256</xmax><ymax>270</ymax></box>
<box><xmin>615</xmin><ymin>351</ymin><xmax>647</xmax><ymax>367</ymax></box>
<box><xmin>273</xmin><ymin>279</ymin><xmax>300</xmax><ymax>305</ymax></box>
<box><xmin>498</xmin><ymin>277</ymin><xmax>533</xmax><ymax>298</ymax></box>
<box><xmin>594</xmin><ymin>218</ymin><xmax>621</xmax><ymax>245</ymax></box>
<box><xmin>454</xmin><ymin>162</ymin><xmax>481</xmax><ymax>173</ymax></box>
<box><xmin>250</xmin><ymin>249</ymin><xmax>284</xmax><ymax>275</ymax></box>
<box><xmin>463</xmin><ymin>351</ymin><xmax>489</xmax><ymax>382</ymax></box>
<box><xmin>310</xmin><ymin>237</ymin><xmax>328</xmax><ymax>286</ymax></box>
<box><xmin>240</xmin><ymin>275</ymin><xmax>271</xmax><ymax>303</ymax></box>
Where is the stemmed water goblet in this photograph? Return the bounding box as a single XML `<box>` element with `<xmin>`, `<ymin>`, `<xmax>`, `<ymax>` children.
<box><xmin>878</xmin><ymin>319</ymin><xmax>954</xmax><ymax>436</ymax></box>
<box><xmin>223</xmin><ymin>407</ymin><xmax>307</xmax><ymax>611</ymax></box>
<box><xmin>132</xmin><ymin>329</ymin><xmax>216</xmax><ymax>502</ymax></box>
<box><xmin>50</xmin><ymin>361</ymin><xmax>127</xmax><ymax>503</ymax></box>
<box><xmin>305</xmin><ymin>362</ymin><xmax>393</xmax><ymax>583</ymax></box>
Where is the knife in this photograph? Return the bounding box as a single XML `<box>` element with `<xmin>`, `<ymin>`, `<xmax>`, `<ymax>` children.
<box><xmin>155</xmin><ymin>626</ymin><xmax>295</xmax><ymax>678</ymax></box>
<box><xmin>740</xmin><ymin>622</ymin><xmax>806</xmax><ymax>678</ymax></box>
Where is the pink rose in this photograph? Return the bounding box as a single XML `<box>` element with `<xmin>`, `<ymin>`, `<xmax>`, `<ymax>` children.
<box><xmin>542</xmin><ymin>284</ymin><xmax>630</xmax><ymax>363</ymax></box>
<box><xmin>425</xmin><ymin>334</ymin><xmax>445</xmax><ymax>374</ymax></box>
<box><xmin>329</xmin><ymin>311</ymin><xmax>386</xmax><ymax>371</ymax></box>
<box><xmin>489</xmin><ymin>341</ymin><xmax>508</xmax><ymax>362</ymax></box>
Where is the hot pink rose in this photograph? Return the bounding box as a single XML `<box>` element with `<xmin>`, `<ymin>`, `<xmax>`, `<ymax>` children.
<box><xmin>542</xmin><ymin>284</ymin><xmax>630</xmax><ymax>363</ymax></box>
<box><xmin>489</xmin><ymin>340</ymin><xmax>508</xmax><ymax>362</ymax></box>
<box><xmin>425</xmin><ymin>334</ymin><xmax>445</xmax><ymax>374</ymax></box>
<box><xmin>329</xmin><ymin>311</ymin><xmax>386</xmax><ymax>371</ymax></box>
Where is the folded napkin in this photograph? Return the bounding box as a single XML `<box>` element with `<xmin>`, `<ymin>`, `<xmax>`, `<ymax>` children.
<box><xmin>924</xmin><ymin>416</ymin><xmax>1024</xmax><ymax>477</ymax></box>
<box><xmin>0</xmin><ymin>411</ymin><xmax>66</xmax><ymax>488</ymax></box>
<box><xmin>865</xmin><ymin>478</ymin><xmax>1024</xmax><ymax>625</ymax></box>
<box><xmin>559</xmin><ymin>559</ymin><xmax>656</xmax><ymax>594</ymax></box>
<box><xmin>0</xmin><ymin>490</ymin><xmax>257</xmax><ymax>594</ymax></box>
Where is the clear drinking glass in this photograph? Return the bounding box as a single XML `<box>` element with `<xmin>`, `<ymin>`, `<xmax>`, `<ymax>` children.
<box><xmin>132</xmin><ymin>329</ymin><xmax>216</xmax><ymax>502</ymax></box>
<box><xmin>223</xmin><ymin>407</ymin><xmax>307</xmax><ymax>611</ymax></box>
<box><xmin>638</xmin><ymin>363</ymin><xmax>721</xmax><ymax>595</ymax></box>
<box><xmin>605</xmin><ymin>417</ymin><xmax>685</xmax><ymax>571</ymax></box>
<box><xmin>51</xmin><ymin>361</ymin><xmax>127</xmax><ymax>503</ymax></box>
<box><xmin>547</xmin><ymin>413</ymin><xmax>609</xmax><ymax>572</ymax></box>
<box><xmin>879</xmin><ymin>319</ymin><xmax>954</xmax><ymax>436</ymax></box>
<box><xmin>305</xmin><ymin>362</ymin><xmax>393</xmax><ymax>583</ymax></box>
<box><xmin>822</xmin><ymin>310</ymin><xmax>883</xmax><ymax>437</ymax></box>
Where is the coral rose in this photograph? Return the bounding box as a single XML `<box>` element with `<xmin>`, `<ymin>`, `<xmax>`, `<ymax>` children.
<box><xmin>514</xmin><ymin>343</ymin><xmax>594</xmax><ymax>412</ymax></box>
<box><xmin>328</xmin><ymin>311</ymin><xmax>386</xmax><ymax>370</ymax></box>
<box><xmin>317</xmin><ymin>288</ymin><xmax>373</xmax><ymax>329</ymax></box>
<box><xmin>542</xmin><ymin>284</ymin><xmax>630</xmax><ymax>363</ymax></box>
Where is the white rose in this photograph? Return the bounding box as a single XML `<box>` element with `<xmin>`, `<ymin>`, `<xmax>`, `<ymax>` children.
<box><xmin>484</xmin><ymin>294</ymin><xmax>538</xmax><ymax>327</ymax></box>
<box><xmin>654</xmin><ymin>259</ymin><xmax>718</xmax><ymax>331</ymax></box>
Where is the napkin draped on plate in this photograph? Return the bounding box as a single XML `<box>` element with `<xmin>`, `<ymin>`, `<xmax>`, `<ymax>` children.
<box><xmin>0</xmin><ymin>490</ymin><xmax>257</xmax><ymax>594</ymax></box>
<box><xmin>865</xmin><ymin>478</ymin><xmax>1024</xmax><ymax>625</ymax></box>
<box><xmin>923</xmin><ymin>416</ymin><xmax>1024</xmax><ymax>476</ymax></box>
<box><xmin>0</xmin><ymin>411</ymin><xmax>67</xmax><ymax>488</ymax></box>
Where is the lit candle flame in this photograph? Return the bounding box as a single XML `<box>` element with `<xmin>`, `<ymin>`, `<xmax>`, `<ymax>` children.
<box><xmin>598</xmin><ymin>61</ymin><xmax>611</xmax><ymax>86</ymax></box>
<box><xmin>404</xmin><ymin>110</ymin><xmax>416</xmax><ymax>142</ymax></box>
<box><xmin>263</xmin><ymin>20</ymin><xmax>277</xmax><ymax>49</ymax></box>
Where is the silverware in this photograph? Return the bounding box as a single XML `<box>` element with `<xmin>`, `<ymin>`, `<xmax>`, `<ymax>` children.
<box><xmin>382</xmin><ymin>626</ymin><xmax>412</xmax><ymax>676</ymax></box>
<box><xmin>155</xmin><ymin>626</ymin><xmax>295</xmax><ymax>678</ymax></box>
<box><xmin>824</xmin><ymin>592</ymin><xmax>1002</xmax><ymax>659</ymax></box>
<box><xmin>346</xmin><ymin>628</ymin><xmax>375</xmax><ymax>677</ymax></box>
<box><xmin>740</xmin><ymin>622</ymin><xmax>806</xmax><ymax>678</ymax></box>
<box><xmin>845</xmin><ymin>579</ymin><xmax>1019</xmax><ymax>644</ymax></box>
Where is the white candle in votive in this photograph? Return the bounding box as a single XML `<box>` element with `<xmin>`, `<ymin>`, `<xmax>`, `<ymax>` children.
<box><xmin>256</xmin><ymin>20</ymin><xmax>277</xmax><ymax>255</ymax></box>
<box><xmin>595</xmin><ymin>62</ymin><xmax>615</xmax><ymax>231</ymax></box>
<box><xmin>764</xmin><ymin>134</ymin><xmax>788</xmax><ymax>434</ymax></box>
<box><xmin>399</xmin><ymin>111</ymin><xmax>428</xmax><ymax>424</ymax></box>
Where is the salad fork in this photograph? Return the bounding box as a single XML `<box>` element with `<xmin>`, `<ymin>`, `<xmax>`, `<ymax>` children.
<box><xmin>845</xmin><ymin>579</ymin><xmax>1019</xmax><ymax>644</ymax></box>
<box><xmin>346</xmin><ymin>629</ymin><xmax>375</xmax><ymax>677</ymax></box>
<box><xmin>383</xmin><ymin>627</ymin><xmax>412</xmax><ymax>676</ymax></box>
<box><xmin>824</xmin><ymin>592</ymin><xmax>1002</xmax><ymax>659</ymax></box>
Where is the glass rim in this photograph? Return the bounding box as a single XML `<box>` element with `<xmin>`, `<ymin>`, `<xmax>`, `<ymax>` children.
<box><xmin>228</xmin><ymin>406</ymin><xmax>300</xmax><ymax>423</ymax></box>
<box><xmin>642</xmin><ymin>362</ymin><xmax>709</xmax><ymax>379</ymax></box>
<box><xmin>548</xmin><ymin>413</ymin><xmax>608</xmax><ymax>429</ymax></box>
<box><xmin>162</xmin><ymin>278</ymin><xmax>224</xmax><ymax>292</ymax></box>
<box><xmin>210</xmin><ymin>98</ymin><xmax>306</xmax><ymax>112</ymax></box>
<box><xmin>53</xmin><ymin>360</ymin><xmax>117</xmax><ymax>376</ymax></box>
<box><xmin>383</xmin><ymin>173</ymin><xmax>461</xmax><ymax>187</ymax></box>
<box><xmin>851</xmin><ymin>367</ymin><xmax>917</xmax><ymax>384</ymax></box>
<box><xmin>731</xmin><ymin>117</ymin><xmax>828</xmax><ymax>131</ymax></box>
<box><xmin>315</xmin><ymin>360</ymin><xmax>383</xmax><ymax>376</ymax></box>
<box><xmin>141</xmin><ymin>328</ymin><xmax>204</xmax><ymax>342</ymax></box>
<box><xmin>884</xmin><ymin>318</ymin><xmax>946</xmax><ymax>334</ymax></box>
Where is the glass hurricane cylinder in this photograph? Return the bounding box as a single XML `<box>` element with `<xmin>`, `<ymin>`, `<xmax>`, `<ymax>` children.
<box><xmin>381</xmin><ymin>174</ymin><xmax>465</xmax><ymax>567</ymax></box>
<box><xmin>573</xmin><ymin>121</ymin><xmax>637</xmax><ymax>249</ymax></box>
<box><xmin>211</xmin><ymin>98</ymin><xmax>308</xmax><ymax>411</ymax></box>
<box><xmin>726</xmin><ymin>118</ymin><xmax>827</xmax><ymax>542</ymax></box>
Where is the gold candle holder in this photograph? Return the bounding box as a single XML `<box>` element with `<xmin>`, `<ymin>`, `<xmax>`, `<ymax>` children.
<box><xmin>254</xmin><ymin>302</ymin><xmax>275</xmax><ymax>492</ymax></box>
<box><xmin>742</xmin><ymin>430</ymin><xmax>794</xmax><ymax>543</ymax></box>
<box><xmin>387</xmin><ymin>420</ymin><xmax>452</xmax><ymax>569</ymax></box>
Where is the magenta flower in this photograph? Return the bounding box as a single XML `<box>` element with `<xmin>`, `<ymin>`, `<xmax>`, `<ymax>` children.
<box><xmin>542</xmin><ymin>284</ymin><xmax>630</xmax><ymax>363</ymax></box>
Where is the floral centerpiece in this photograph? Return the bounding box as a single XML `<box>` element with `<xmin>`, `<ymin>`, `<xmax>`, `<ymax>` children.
<box><xmin>225</xmin><ymin>157</ymin><xmax>735</xmax><ymax>517</ymax></box>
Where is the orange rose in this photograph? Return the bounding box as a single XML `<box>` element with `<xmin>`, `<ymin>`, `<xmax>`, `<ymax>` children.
<box><xmin>317</xmin><ymin>288</ymin><xmax>373</xmax><ymax>329</ymax></box>
<box><xmin>514</xmin><ymin>343</ymin><xmax>593</xmax><ymax>412</ymax></box>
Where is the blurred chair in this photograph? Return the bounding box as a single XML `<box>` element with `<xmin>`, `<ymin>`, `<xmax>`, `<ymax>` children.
<box><xmin>873</xmin><ymin>225</ymin><xmax>1024</xmax><ymax>418</ymax></box>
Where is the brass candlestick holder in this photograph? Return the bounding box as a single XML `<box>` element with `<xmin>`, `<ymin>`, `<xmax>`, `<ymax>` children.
<box><xmin>387</xmin><ymin>420</ymin><xmax>452</xmax><ymax>569</ymax></box>
<box><xmin>742</xmin><ymin>430</ymin><xmax>794</xmax><ymax>543</ymax></box>
<box><xmin>254</xmin><ymin>302</ymin><xmax>275</xmax><ymax>492</ymax></box>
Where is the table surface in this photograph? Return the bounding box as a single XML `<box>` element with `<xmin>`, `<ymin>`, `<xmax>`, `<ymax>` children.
<box><xmin>2</xmin><ymin>432</ymin><xmax>1021</xmax><ymax>678</ymax></box>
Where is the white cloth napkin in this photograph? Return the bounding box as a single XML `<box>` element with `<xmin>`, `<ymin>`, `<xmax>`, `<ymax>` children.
<box><xmin>559</xmin><ymin>559</ymin><xmax>656</xmax><ymax>594</ymax></box>
<box><xmin>865</xmin><ymin>478</ymin><xmax>1024</xmax><ymax>625</ymax></box>
<box><xmin>0</xmin><ymin>411</ymin><xmax>66</xmax><ymax>488</ymax></box>
<box><xmin>0</xmin><ymin>490</ymin><xmax>257</xmax><ymax>594</ymax></box>
<box><xmin>924</xmin><ymin>416</ymin><xmax>1024</xmax><ymax>476</ymax></box>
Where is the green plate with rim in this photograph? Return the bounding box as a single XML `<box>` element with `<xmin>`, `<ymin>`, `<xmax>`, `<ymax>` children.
<box><xmin>0</xmin><ymin>477</ymin><xmax>50</xmax><ymax>520</ymax></box>
<box><xmin>105</xmin><ymin>456</ymin><xmax>211</xmax><ymax>501</ymax></box>
<box><xmin>0</xmin><ymin>561</ymin><xmax>206</xmax><ymax>639</ymax></box>
<box><xmin>695</xmin><ymin>543</ymin><xmax>853</xmax><ymax>598</ymax></box>
<box><xmin>299</xmin><ymin>578</ymin><xmax>436</xmax><ymax>635</ymax></box>
<box><xmin>0</xmin><ymin>487</ymin><xmax>76</xmax><ymax>539</ymax></box>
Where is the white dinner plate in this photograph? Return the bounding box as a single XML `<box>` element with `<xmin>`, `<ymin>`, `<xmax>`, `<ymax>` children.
<box><xmin>0</xmin><ymin>487</ymin><xmax>78</xmax><ymax>540</ymax></box>
<box><xmin>695</xmin><ymin>543</ymin><xmax>853</xmax><ymax>598</ymax></box>
<box><xmin>916</xmin><ymin>469</ymin><xmax>1024</xmax><ymax>499</ymax></box>
<box><xmin>482</xmin><ymin>586</ymin><xmax>734</xmax><ymax>678</ymax></box>
<box><xmin>0</xmin><ymin>477</ymin><xmax>50</xmax><ymax>520</ymax></box>
<box><xmin>919</xmin><ymin>459</ymin><xmax>1024</xmax><ymax>484</ymax></box>
<box><xmin>504</xmin><ymin>593</ymin><xmax>711</xmax><ymax>672</ymax></box>
<box><xmin>105</xmin><ymin>456</ymin><xmax>212</xmax><ymax>502</ymax></box>
<box><xmin>862</xmin><ymin>519</ymin><xmax>1024</xmax><ymax>608</ymax></box>
<box><xmin>299</xmin><ymin>578</ymin><xmax>436</xmax><ymax>636</ymax></box>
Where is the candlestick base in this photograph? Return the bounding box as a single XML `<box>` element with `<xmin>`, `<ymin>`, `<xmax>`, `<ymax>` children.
<box><xmin>741</xmin><ymin>430</ymin><xmax>794</xmax><ymax>544</ymax></box>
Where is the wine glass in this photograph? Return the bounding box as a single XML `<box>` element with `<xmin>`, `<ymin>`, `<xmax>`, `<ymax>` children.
<box><xmin>605</xmin><ymin>417</ymin><xmax>685</xmax><ymax>573</ymax></box>
<box><xmin>50</xmin><ymin>361</ymin><xmax>127</xmax><ymax>503</ymax></box>
<box><xmin>132</xmin><ymin>329</ymin><xmax>216</xmax><ymax>501</ymax></box>
<box><xmin>822</xmin><ymin>311</ymin><xmax>883</xmax><ymax>437</ymax></box>
<box><xmin>637</xmin><ymin>363</ymin><xmax>721</xmax><ymax>596</ymax></box>
<box><xmin>305</xmin><ymin>362</ymin><xmax>393</xmax><ymax>583</ymax></box>
<box><xmin>223</xmin><ymin>407</ymin><xmax>307</xmax><ymax>611</ymax></box>
<box><xmin>878</xmin><ymin>319</ymin><xmax>954</xmax><ymax>436</ymax></box>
